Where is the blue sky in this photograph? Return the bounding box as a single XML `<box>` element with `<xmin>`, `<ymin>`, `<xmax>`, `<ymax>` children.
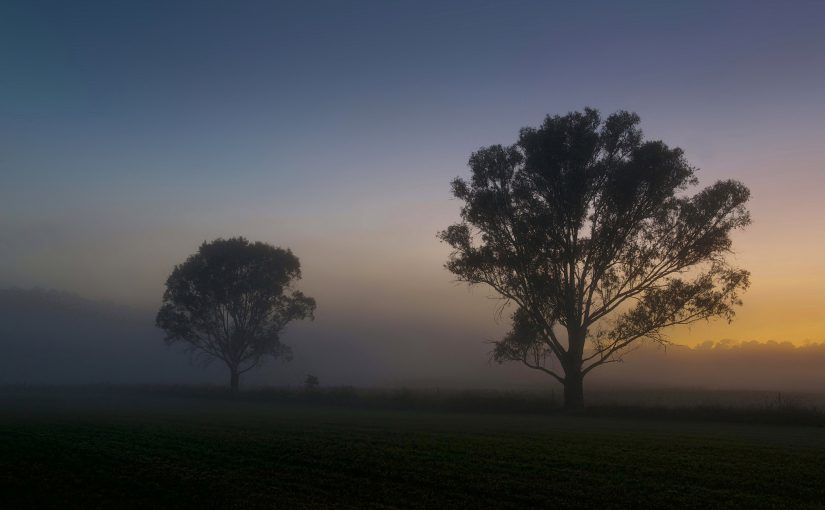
<box><xmin>2</xmin><ymin>0</ymin><xmax>825</xmax><ymax>349</ymax></box>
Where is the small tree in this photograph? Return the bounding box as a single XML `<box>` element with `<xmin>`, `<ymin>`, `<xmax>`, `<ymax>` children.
<box><xmin>156</xmin><ymin>237</ymin><xmax>316</xmax><ymax>392</ymax></box>
<box><xmin>304</xmin><ymin>374</ymin><xmax>320</xmax><ymax>390</ymax></box>
<box><xmin>439</xmin><ymin>108</ymin><xmax>750</xmax><ymax>409</ymax></box>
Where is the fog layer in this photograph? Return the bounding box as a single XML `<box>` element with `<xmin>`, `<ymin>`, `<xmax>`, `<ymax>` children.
<box><xmin>2</xmin><ymin>288</ymin><xmax>822</xmax><ymax>392</ymax></box>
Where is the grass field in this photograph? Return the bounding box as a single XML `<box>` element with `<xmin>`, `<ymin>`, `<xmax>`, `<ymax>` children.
<box><xmin>1</xmin><ymin>387</ymin><xmax>824</xmax><ymax>509</ymax></box>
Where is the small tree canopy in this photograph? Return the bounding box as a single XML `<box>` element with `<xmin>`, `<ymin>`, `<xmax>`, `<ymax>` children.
<box><xmin>156</xmin><ymin>237</ymin><xmax>316</xmax><ymax>391</ymax></box>
<box><xmin>439</xmin><ymin>108</ymin><xmax>750</xmax><ymax>409</ymax></box>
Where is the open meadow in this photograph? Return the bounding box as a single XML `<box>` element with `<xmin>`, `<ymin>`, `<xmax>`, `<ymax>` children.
<box><xmin>1</xmin><ymin>386</ymin><xmax>824</xmax><ymax>509</ymax></box>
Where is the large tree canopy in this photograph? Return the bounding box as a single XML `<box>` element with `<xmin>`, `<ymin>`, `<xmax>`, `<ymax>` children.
<box><xmin>439</xmin><ymin>108</ymin><xmax>750</xmax><ymax>409</ymax></box>
<box><xmin>156</xmin><ymin>237</ymin><xmax>316</xmax><ymax>392</ymax></box>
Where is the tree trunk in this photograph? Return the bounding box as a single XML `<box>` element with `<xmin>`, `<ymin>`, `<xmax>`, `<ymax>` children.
<box><xmin>229</xmin><ymin>368</ymin><xmax>240</xmax><ymax>395</ymax></box>
<box><xmin>563</xmin><ymin>369</ymin><xmax>584</xmax><ymax>411</ymax></box>
<box><xmin>563</xmin><ymin>327</ymin><xmax>587</xmax><ymax>411</ymax></box>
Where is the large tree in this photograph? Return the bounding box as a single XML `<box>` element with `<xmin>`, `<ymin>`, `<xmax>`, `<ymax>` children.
<box><xmin>156</xmin><ymin>237</ymin><xmax>316</xmax><ymax>392</ymax></box>
<box><xmin>439</xmin><ymin>108</ymin><xmax>750</xmax><ymax>409</ymax></box>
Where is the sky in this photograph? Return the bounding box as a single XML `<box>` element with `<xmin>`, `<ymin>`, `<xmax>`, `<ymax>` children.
<box><xmin>2</xmin><ymin>0</ymin><xmax>825</xmax><ymax>386</ymax></box>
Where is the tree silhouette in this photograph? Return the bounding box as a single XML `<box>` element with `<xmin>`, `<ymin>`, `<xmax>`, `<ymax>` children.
<box><xmin>156</xmin><ymin>237</ymin><xmax>316</xmax><ymax>392</ymax></box>
<box><xmin>304</xmin><ymin>374</ymin><xmax>320</xmax><ymax>390</ymax></box>
<box><xmin>439</xmin><ymin>108</ymin><xmax>750</xmax><ymax>409</ymax></box>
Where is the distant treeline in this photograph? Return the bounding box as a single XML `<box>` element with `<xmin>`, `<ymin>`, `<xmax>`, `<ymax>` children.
<box><xmin>3</xmin><ymin>384</ymin><xmax>824</xmax><ymax>428</ymax></box>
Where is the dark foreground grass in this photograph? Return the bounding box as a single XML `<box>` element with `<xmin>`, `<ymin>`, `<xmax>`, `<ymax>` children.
<box><xmin>1</xmin><ymin>388</ymin><xmax>825</xmax><ymax>509</ymax></box>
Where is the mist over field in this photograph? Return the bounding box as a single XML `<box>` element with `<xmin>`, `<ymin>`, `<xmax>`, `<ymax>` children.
<box><xmin>3</xmin><ymin>1</ymin><xmax>825</xmax><ymax>507</ymax></box>
<box><xmin>2</xmin><ymin>288</ymin><xmax>822</xmax><ymax>393</ymax></box>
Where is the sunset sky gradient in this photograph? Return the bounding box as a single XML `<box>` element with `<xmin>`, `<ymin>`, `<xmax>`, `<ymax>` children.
<box><xmin>2</xmin><ymin>0</ymin><xmax>824</xmax><ymax>360</ymax></box>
